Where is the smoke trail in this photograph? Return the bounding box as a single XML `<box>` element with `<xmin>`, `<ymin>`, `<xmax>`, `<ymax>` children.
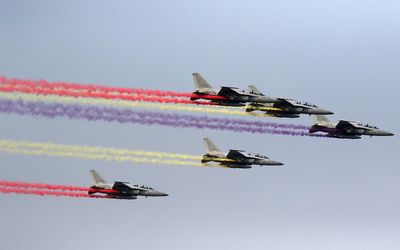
<box><xmin>0</xmin><ymin>98</ymin><xmax>314</xmax><ymax>134</ymax></box>
<box><xmin>0</xmin><ymin>139</ymin><xmax>235</xmax><ymax>165</ymax></box>
<box><xmin>0</xmin><ymin>139</ymin><xmax>235</xmax><ymax>167</ymax></box>
<box><xmin>0</xmin><ymin>180</ymin><xmax>90</xmax><ymax>192</ymax></box>
<box><xmin>0</xmin><ymin>76</ymin><xmax>190</xmax><ymax>97</ymax></box>
<box><xmin>0</xmin><ymin>98</ymin><xmax>321</xmax><ymax>136</ymax></box>
<box><xmin>0</xmin><ymin>76</ymin><xmax>227</xmax><ymax>100</ymax></box>
<box><xmin>0</xmin><ymin>92</ymin><xmax>282</xmax><ymax>120</ymax></box>
<box><xmin>0</xmin><ymin>84</ymin><xmax>219</xmax><ymax>106</ymax></box>
<box><xmin>0</xmin><ymin>181</ymin><xmax>119</xmax><ymax>194</ymax></box>
<box><xmin>0</xmin><ymin>187</ymin><xmax>109</xmax><ymax>199</ymax></box>
<box><xmin>0</xmin><ymin>138</ymin><xmax>203</xmax><ymax>161</ymax></box>
<box><xmin>0</xmin><ymin>146</ymin><xmax>204</xmax><ymax>167</ymax></box>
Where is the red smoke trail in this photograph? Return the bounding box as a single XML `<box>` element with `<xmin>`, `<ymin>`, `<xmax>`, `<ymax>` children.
<box><xmin>0</xmin><ymin>76</ymin><xmax>227</xmax><ymax>100</ymax></box>
<box><xmin>0</xmin><ymin>85</ymin><xmax>222</xmax><ymax>105</ymax></box>
<box><xmin>0</xmin><ymin>180</ymin><xmax>89</xmax><ymax>191</ymax></box>
<box><xmin>0</xmin><ymin>187</ymin><xmax>110</xmax><ymax>199</ymax></box>
<box><xmin>0</xmin><ymin>181</ymin><xmax>118</xmax><ymax>194</ymax></box>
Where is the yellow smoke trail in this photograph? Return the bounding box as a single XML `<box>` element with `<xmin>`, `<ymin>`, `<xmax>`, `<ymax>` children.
<box><xmin>0</xmin><ymin>92</ymin><xmax>279</xmax><ymax>117</ymax></box>
<box><xmin>0</xmin><ymin>139</ymin><xmax>202</xmax><ymax>161</ymax></box>
<box><xmin>0</xmin><ymin>139</ymin><xmax>236</xmax><ymax>167</ymax></box>
<box><xmin>0</xmin><ymin>145</ymin><xmax>203</xmax><ymax>167</ymax></box>
<box><xmin>0</xmin><ymin>139</ymin><xmax>201</xmax><ymax>161</ymax></box>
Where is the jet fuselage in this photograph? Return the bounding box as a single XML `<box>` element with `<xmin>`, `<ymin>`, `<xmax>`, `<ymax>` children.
<box><xmin>309</xmin><ymin>124</ymin><xmax>394</xmax><ymax>138</ymax></box>
<box><xmin>202</xmin><ymin>153</ymin><xmax>284</xmax><ymax>168</ymax></box>
<box><xmin>191</xmin><ymin>92</ymin><xmax>275</xmax><ymax>106</ymax></box>
<box><xmin>89</xmin><ymin>183</ymin><xmax>168</xmax><ymax>199</ymax></box>
<box><xmin>246</xmin><ymin>99</ymin><xmax>333</xmax><ymax>118</ymax></box>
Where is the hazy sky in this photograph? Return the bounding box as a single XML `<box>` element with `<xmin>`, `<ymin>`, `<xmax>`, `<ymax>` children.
<box><xmin>0</xmin><ymin>1</ymin><xmax>399</xmax><ymax>249</ymax></box>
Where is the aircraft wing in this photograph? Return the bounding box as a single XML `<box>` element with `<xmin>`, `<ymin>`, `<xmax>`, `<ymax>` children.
<box><xmin>108</xmin><ymin>195</ymin><xmax>138</xmax><ymax>200</ymax></box>
<box><xmin>326</xmin><ymin>133</ymin><xmax>362</xmax><ymax>139</ymax></box>
<box><xmin>335</xmin><ymin>120</ymin><xmax>357</xmax><ymax>130</ymax></box>
<box><xmin>275</xmin><ymin>98</ymin><xmax>296</xmax><ymax>108</ymax></box>
<box><xmin>226</xmin><ymin>150</ymin><xmax>248</xmax><ymax>160</ymax></box>
<box><xmin>112</xmin><ymin>182</ymin><xmax>145</xmax><ymax>191</ymax></box>
<box><xmin>221</xmin><ymin>163</ymin><xmax>252</xmax><ymax>169</ymax></box>
<box><xmin>217</xmin><ymin>87</ymin><xmax>243</xmax><ymax>97</ymax></box>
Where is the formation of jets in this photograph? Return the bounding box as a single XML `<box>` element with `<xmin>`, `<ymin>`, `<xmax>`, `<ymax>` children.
<box><xmin>82</xmin><ymin>73</ymin><xmax>393</xmax><ymax>200</ymax></box>
<box><xmin>190</xmin><ymin>72</ymin><xmax>393</xmax><ymax>139</ymax></box>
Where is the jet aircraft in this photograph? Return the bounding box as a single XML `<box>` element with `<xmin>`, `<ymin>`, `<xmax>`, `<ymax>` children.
<box><xmin>201</xmin><ymin>137</ymin><xmax>283</xmax><ymax>168</ymax></box>
<box><xmin>309</xmin><ymin>115</ymin><xmax>394</xmax><ymax>139</ymax></box>
<box><xmin>245</xmin><ymin>98</ymin><xmax>334</xmax><ymax>118</ymax></box>
<box><xmin>190</xmin><ymin>73</ymin><xmax>277</xmax><ymax>106</ymax></box>
<box><xmin>88</xmin><ymin>170</ymin><xmax>168</xmax><ymax>199</ymax></box>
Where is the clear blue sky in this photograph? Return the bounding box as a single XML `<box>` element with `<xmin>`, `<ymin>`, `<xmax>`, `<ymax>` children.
<box><xmin>0</xmin><ymin>1</ymin><xmax>399</xmax><ymax>249</ymax></box>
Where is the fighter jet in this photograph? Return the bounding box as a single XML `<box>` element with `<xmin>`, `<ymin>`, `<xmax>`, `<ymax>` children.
<box><xmin>245</xmin><ymin>98</ymin><xmax>334</xmax><ymax>118</ymax></box>
<box><xmin>190</xmin><ymin>73</ymin><xmax>277</xmax><ymax>106</ymax></box>
<box><xmin>309</xmin><ymin>115</ymin><xmax>394</xmax><ymax>139</ymax></box>
<box><xmin>88</xmin><ymin>170</ymin><xmax>168</xmax><ymax>199</ymax></box>
<box><xmin>201</xmin><ymin>137</ymin><xmax>283</xmax><ymax>168</ymax></box>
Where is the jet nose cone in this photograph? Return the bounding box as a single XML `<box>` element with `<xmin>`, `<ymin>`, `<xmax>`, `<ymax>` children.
<box><xmin>264</xmin><ymin>160</ymin><xmax>284</xmax><ymax>166</ymax></box>
<box><xmin>154</xmin><ymin>191</ymin><xmax>169</xmax><ymax>197</ymax></box>
<box><xmin>316</xmin><ymin>108</ymin><xmax>334</xmax><ymax>115</ymax></box>
<box><xmin>377</xmin><ymin>130</ymin><xmax>394</xmax><ymax>136</ymax></box>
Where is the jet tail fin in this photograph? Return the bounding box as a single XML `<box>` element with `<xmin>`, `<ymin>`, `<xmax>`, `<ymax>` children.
<box><xmin>248</xmin><ymin>85</ymin><xmax>264</xmax><ymax>95</ymax></box>
<box><xmin>202</xmin><ymin>137</ymin><xmax>225</xmax><ymax>160</ymax></box>
<box><xmin>90</xmin><ymin>170</ymin><xmax>107</xmax><ymax>185</ymax></box>
<box><xmin>203</xmin><ymin>137</ymin><xmax>220</xmax><ymax>153</ymax></box>
<box><xmin>192</xmin><ymin>73</ymin><xmax>216</xmax><ymax>95</ymax></box>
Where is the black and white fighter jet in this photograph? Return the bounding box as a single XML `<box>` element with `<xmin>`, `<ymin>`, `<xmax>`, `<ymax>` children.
<box><xmin>245</xmin><ymin>98</ymin><xmax>333</xmax><ymax>118</ymax></box>
<box><xmin>201</xmin><ymin>138</ymin><xmax>283</xmax><ymax>168</ymax></box>
<box><xmin>190</xmin><ymin>73</ymin><xmax>277</xmax><ymax>106</ymax></box>
<box><xmin>309</xmin><ymin>115</ymin><xmax>394</xmax><ymax>139</ymax></box>
<box><xmin>88</xmin><ymin>170</ymin><xmax>168</xmax><ymax>199</ymax></box>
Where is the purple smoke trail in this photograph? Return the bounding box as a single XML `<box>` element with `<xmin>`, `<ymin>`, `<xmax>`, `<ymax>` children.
<box><xmin>0</xmin><ymin>99</ymin><xmax>324</xmax><ymax>137</ymax></box>
<box><xmin>0</xmin><ymin>98</ymin><xmax>309</xmax><ymax>130</ymax></box>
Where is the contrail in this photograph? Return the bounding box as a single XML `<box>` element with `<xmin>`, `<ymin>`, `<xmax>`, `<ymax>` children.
<box><xmin>0</xmin><ymin>99</ymin><xmax>317</xmax><ymax>136</ymax></box>
<box><xmin>0</xmin><ymin>187</ymin><xmax>109</xmax><ymax>199</ymax></box>
<box><xmin>0</xmin><ymin>92</ymin><xmax>285</xmax><ymax>120</ymax></box>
